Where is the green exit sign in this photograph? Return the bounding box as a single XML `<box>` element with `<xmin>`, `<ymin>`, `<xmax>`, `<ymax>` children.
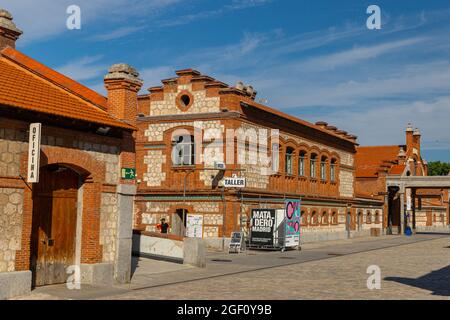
<box><xmin>121</xmin><ymin>168</ymin><xmax>136</xmax><ymax>180</ymax></box>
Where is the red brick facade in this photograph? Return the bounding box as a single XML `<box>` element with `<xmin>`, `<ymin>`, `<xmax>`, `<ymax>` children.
<box><xmin>134</xmin><ymin>70</ymin><xmax>384</xmax><ymax>241</ymax></box>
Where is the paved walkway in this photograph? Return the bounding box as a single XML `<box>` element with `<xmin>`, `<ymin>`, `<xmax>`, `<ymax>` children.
<box><xmin>15</xmin><ymin>233</ymin><xmax>450</xmax><ymax>300</ymax></box>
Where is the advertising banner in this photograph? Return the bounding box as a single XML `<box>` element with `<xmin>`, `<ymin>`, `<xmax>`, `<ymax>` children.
<box><xmin>285</xmin><ymin>199</ymin><xmax>301</xmax><ymax>247</ymax></box>
<box><xmin>250</xmin><ymin>209</ymin><xmax>276</xmax><ymax>246</ymax></box>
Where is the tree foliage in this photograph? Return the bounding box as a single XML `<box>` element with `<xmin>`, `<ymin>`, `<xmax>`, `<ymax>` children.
<box><xmin>427</xmin><ymin>161</ymin><xmax>450</xmax><ymax>176</ymax></box>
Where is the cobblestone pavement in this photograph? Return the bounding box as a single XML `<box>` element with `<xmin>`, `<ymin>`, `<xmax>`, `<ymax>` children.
<box><xmin>18</xmin><ymin>234</ymin><xmax>450</xmax><ymax>300</ymax></box>
<box><xmin>106</xmin><ymin>236</ymin><xmax>450</xmax><ymax>300</ymax></box>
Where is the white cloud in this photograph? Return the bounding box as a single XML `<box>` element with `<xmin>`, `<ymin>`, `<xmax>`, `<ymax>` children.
<box><xmin>318</xmin><ymin>97</ymin><xmax>450</xmax><ymax>153</ymax></box>
<box><xmin>296</xmin><ymin>37</ymin><xmax>428</xmax><ymax>72</ymax></box>
<box><xmin>1</xmin><ymin>0</ymin><xmax>182</xmax><ymax>43</ymax></box>
<box><xmin>157</xmin><ymin>0</ymin><xmax>272</xmax><ymax>27</ymax></box>
<box><xmin>56</xmin><ymin>55</ymin><xmax>107</xmax><ymax>81</ymax></box>
<box><xmin>88</xmin><ymin>26</ymin><xmax>145</xmax><ymax>41</ymax></box>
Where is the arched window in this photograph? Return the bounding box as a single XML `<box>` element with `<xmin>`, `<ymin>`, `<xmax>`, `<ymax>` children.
<box><xmin>298</xmin><ymin>151</ymin><xmax>307</xmax><ymax>177</ymax></box>
<box><xmin>310</xmin><ymin>154</ymin><xmax>318</xmax><ymax>179</ymax></box>
<box><xmin>322</xmin><ymin>211</ymin><xmax>328</xmax><ymax>225</ymax></box>
<box><xmin>311</xmin><ymin>211</ymin><xmax>318</xmax><ymax>225</ymax></box>
<box><xmin>320</xmin><ymin>156</ymin><xmax>328</xmax><ymax>181</ymax></box>
<box><xmin>301</xmin><ymin>210</ymin><xmax>307</xmax><ymax>225</ymax></box>
<box><xmin>271</xmin><ymin>143</ymin><xmax>280</xmax><ymax>173</ymax></box>
<box><xmin>285</xmin><ymin>147</ymin><xmax>294</xmax><ymax>175</ymax></box>
<box><xmin>357</xmin><ymin>211</ymin><xmax>363</xmax><ymax>230</ymax></box>
<box><xmin>330</xmin><ymin>159</ymin><xmax>337</xmax><ymax>182</ymax></box>
<box><xmin>375</xmin><ymin>211</ymin><xmax>380</xmax><ymax>224</ymax></box>
<box><xmin>172</xmin><ymin>135</ymin><xmax>195</xmax><ymax>166</ymax></box>
<box><xmin>332</xmin><ymin>211</ymin><xmax>338</xmax><ymax>224</ymax></box>
<box><xmin>366</xmin><ymin>211</ymin><xmax>372</xmax><ymax>224</ymax></box>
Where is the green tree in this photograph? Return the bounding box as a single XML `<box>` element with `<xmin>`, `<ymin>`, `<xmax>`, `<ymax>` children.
<box><xmin>428</xmin><ymin>161</ymin><xmax>450</xmax><ymax>176</ymax></box>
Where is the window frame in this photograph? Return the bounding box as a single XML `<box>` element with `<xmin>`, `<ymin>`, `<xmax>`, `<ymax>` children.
<box><xmin>172</xmin><ymin>134</ymin><xmax>195</xmax><ymax>166</ymax></box>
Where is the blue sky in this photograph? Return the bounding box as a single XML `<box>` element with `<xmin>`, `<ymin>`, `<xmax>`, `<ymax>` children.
<box><xmin>3</xmin><ymin>0</ymin><xmax>450</xmax><ymax>161</ymax></box>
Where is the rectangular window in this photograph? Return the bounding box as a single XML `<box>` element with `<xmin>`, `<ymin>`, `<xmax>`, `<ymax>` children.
<box><xmin>172</xmin><ymin>135</ymin><xmax>195</xmax><ymax>166</ymax></box>
<box><xmin>272</xmin><ymin>144</ymin><xmax>280</xmax><ymax>173</ymax></box>
<box><xmin>310</xmin><ymin>159</ymin><xmax>316</xmax><ymax>179</ymax></box>
<box><xmin>285</xmin><ymin>149</ymin><xmax>293</xmax><ymax>175</ymax></box>
<box><xmin>298</xmin><ymin>156</ymin><xmax>305</xmax><ymax>176</ymax></box>
<box><xmin>330</xmin><ymin>163</ymin><xmax>336</xmax><ymax>182</ymax></box>
<box><xmin>320</xmin><ymin>162</ymin><xmax>326</xmax><ymax>181</ymax></box>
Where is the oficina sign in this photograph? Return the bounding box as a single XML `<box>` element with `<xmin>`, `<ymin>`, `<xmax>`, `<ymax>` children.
<box><xmin>27</xmin><ymin>123</ymin><xmax>42</xmax><ymax>183</ymax></box>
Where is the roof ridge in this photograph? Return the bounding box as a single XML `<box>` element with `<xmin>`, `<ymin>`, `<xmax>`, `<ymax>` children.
<box><xmin>0</xmin><ymin>47</ymin><xmax>108</xmax><ymax>110</ymax></box>
<box><xmin>241</xmin><ymin>100</ymin><xmax>357</xmax><ymax>145</ymax></box>
<box><xmin>357</xmin><ymin>145</ymin><xmax>403</xmax><ymax>149</ymax></box>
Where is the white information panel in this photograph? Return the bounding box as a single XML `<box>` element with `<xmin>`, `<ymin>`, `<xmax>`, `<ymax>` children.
<box><xmin>186</xmin><ymin>214</ymin><xmax>204</xmax><ymax>238</ymax></box>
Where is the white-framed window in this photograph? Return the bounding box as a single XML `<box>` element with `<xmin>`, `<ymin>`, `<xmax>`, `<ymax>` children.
<box><xmin>272</xmin><ymin>143</ymin><xmax>280</xmax><ymax>173</ymax></box>
<box><xmin>310</xmin><ymin>154</ymin><xmax>317</xmax><ymax>179</ymax></box>
<box><xmin>320</xmin><ymin>156</ymin><xmax>327</xmax><ymax>181</ymax></box>
<box><xmin>330</xmin><ymin>159</ymin><xmax>337</xmax><ymax>182</ymax></box>
<box><xmin>298</xmin><ymin>151</ymin><xmax>306</xmax><ymax>176</ymax></box>
<box><xmin>172</xmin><ymin>135</ymin><xmax>195</xmax><ymax>166</ymax></box>
<box><xmin>285</xmin><ymin>147</ymin><xmax>294</xmax><ymax>175</ymax></box>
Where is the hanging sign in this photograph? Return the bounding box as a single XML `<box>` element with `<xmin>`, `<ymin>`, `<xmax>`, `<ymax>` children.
<box><xmin>285</xmin><ymin>199</ymin><xmax>301</xmax><ymax>247</ymax></box>
<box><xmin>186</xmin><ymin>214</ymin><xmax>204</xmax><ymax>238</ymax></box>
<box><xmin>27</xmin><ymin>123</ymin><xmax>42</xmax><ymax>183</ymax></box>
<box><xmin>250</xmin><ymin>209</ymin><xmax>275</xmax><ymax>246</ymax></box>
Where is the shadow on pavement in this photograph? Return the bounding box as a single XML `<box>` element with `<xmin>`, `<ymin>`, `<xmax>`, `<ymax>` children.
<box><xmin>385</xmin><ymin>265</ymin><xmax>450</xmax><ymax>297</ymax></box>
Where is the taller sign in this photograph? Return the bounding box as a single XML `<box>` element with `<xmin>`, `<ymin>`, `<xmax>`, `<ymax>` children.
<box><xmin>27</xmin><ymin>123</ymin><xmax>42</xmax><ymax>183</ymax></box>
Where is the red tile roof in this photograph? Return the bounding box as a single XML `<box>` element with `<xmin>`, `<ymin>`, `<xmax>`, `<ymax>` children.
<box><xmin>389</xmin><ymin>164</ymin><xmax>406</xmax><ymax>175</ymax></box>
<box><xmin>355</xmin><ymin>145</ymin><xmax>402</xmax><ymax>177</ymax></box>
<box><xmin>0</xmin><ymin>47</ymin><xmax>135</xmax><ymax>130</ymax></box>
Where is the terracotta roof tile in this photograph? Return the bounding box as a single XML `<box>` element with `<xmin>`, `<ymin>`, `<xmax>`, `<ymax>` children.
<box><xmin>389</xmin><ymin>164</ymin><xmax>406</xmax><ymax>175</ymax></box>
<box><xmin>1</xmin><ymin>47</ymin><xmax>108</xmax><ymax>109</ymax></box>
<box><xmin>355</xmin><ymin>145</ymin><xmax>402</xmax><ymax>177</ymax></box>
<box><xmin>0</xmin><ymin>49</ymin><xmax>135</xmax><ymax>130</ymax></box>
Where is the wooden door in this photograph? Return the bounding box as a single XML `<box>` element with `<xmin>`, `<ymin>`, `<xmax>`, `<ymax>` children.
<box><xmin>31</xmin><ymin>165</ymin><xmax>79</xmax><ymax>287</ymax></box>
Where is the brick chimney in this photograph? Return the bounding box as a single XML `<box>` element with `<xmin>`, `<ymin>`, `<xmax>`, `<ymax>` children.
<box><xmin>0</xmin><ymin>9</ymin><xmax>22</xmax><ymax>50</ymax></box>
<box><xmin>104</xmin><ymin>64</ymin><xmax>143</xmax><ymax>126</ymax></box>
<box><xmin>413</xmin><ymin>127</ymin><xmax>421</xmax><ymax>155</ymax></box>
<box><xmin>405</xmin><ymin>123</ymin><xmax>414</xmax><ymax>154</ymax></box>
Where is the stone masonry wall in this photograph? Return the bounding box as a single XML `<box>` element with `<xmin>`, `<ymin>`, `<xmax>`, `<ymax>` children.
<box><xmin>149</xmin><ymin>84</ymin><xmax>220</xmax><ymax>116</ymax></box>
<box><xmin>339</xmin><ymin>170</ymin><xmax>354</xmax><ymax>198</ymax></box>
<box><xmin>0</xmin><ymin>188</ymin><xmax>23</xmax><ymax>273</ymax></box>
<box><xmin>99</xmin><ymin>193</ymin><xmax>118</xmax><ymax>263</ymax></box>
<box><xmin>139</xmin><ymin>201</ymin><xmax>222</xmax><ymax>238</ymax></box>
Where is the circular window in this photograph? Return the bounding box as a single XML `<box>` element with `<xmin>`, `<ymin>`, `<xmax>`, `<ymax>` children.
<box><xmin>176</xmin><ymin>91</ymin><xmax>194</xmax><ymax>111</ymax></box>
<box><xmin>180</xmin><ymin>95</ymin><xmax>190</xmax><ymax>107</ymax></box>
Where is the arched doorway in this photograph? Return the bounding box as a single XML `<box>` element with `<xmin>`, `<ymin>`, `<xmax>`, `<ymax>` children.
<box><xmin>346</xmin><ymin>211</ymin><xmax>352</xmax><ymax>236</ymax></box>
<box><xmin>30</xmin><ymin>164</ymin><xmax>80</xmax><ymax>287</ymax></box>
<box><xmin>357</xmin><ymin>211</ymin><xmax>363</xmax><ymax>231</ymax></box>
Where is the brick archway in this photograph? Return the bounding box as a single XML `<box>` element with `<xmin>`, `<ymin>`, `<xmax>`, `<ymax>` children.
<box><xmin>16</xmin><ymin>147</ymin><xmax>107</xmax><ymax>271</ymax></box>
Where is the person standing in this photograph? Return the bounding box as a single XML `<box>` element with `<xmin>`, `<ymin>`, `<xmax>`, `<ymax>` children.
<box><xmin>157</xmin><ymin>218</ymin><xmax>170</xmax><ymax>234</ymax></box>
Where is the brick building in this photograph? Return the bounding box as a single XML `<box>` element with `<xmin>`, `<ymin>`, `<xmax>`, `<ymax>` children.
<box><xmin>355</xmin><ymin>125</ymin><xmax>449</xmax><ymax>233</ymax></box>
<box><xmin>134</xmin><ymin>69</ymin><xmax>384</xmax><ymax>246</ymax></box>
<box><xmin>0</xmin><ymin>10</ymin><xmax>141</xmax><ymax>298</ymax></box>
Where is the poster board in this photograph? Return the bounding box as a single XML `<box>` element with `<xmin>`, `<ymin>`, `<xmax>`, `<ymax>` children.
<box><xmin>274</xmin><ymin>209</ymin><xmax>286</xmax><ymax>247</ymax></box>
<box><xmin>186</xmin><ymin>214</ymin><xmax>203</xmax><ymax>238</ymax></box>
<box><xmin>250</xmin><ymin>209</ymin><xmax>276</xmax><ymax>246</ymax></box>
<box><xmin>285</xmin><ymin>199</ymin><xmax>301</xmax><ymax>247</ymax></box>
<box><xmin>229</xmin><ymin>232</ymin><xmax>244</xmax><ymax>253</ymax></box>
